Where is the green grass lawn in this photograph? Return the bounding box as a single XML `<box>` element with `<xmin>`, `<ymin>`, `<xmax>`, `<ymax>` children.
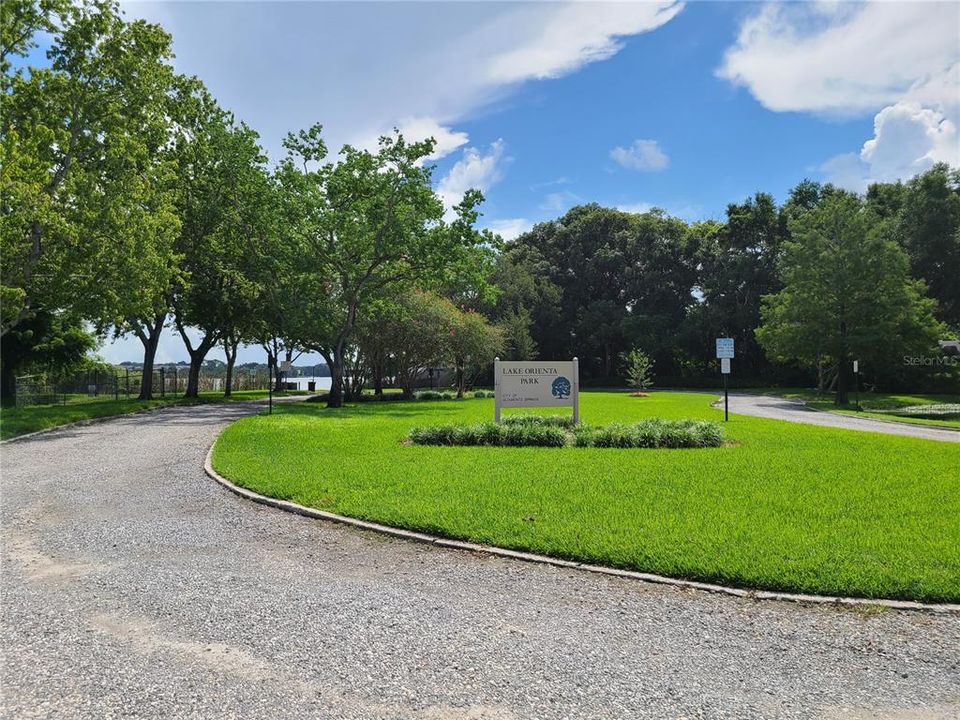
<box><xmin>211</xmin><ymin>391</ymin><xmax>960</xmax><ymax>603</ymax></box>
<box><xmin>0</xmin><ymin>389</ymin><xmax>305</xmax><ymax>440</ymax></box>
<box><xmin>766</xmin><ymin>389</ymin><xmax>960</xmax><ymax>429</ymax></box>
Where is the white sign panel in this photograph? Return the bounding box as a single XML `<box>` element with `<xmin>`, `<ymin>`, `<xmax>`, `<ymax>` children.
<box><xmin>494</xmin><ymin>359</ymin><xmax>579</xmax><ymax>423</ymax></box>
<box><xmin>853</xmin><ymin>360</ymin><xmax>859</xmax><ymax>373</ymax></box>
<box><xmin>721</xmin><ymin>358</ymin><xmax>731</xmax><ymax>375</ymax></box>
<box><xmin>716</xmin><ymin>337</ymin><xmax>735</xmax><ymax>359</ymax></box>
<box><xmin>280</xmin><ymin>360</ymin><xmax>293</xmax><ymax>372</ymax></box>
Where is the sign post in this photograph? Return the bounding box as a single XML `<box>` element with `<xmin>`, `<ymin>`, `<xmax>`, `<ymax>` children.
<box><xmin>494</xmin><ymin>357</ymin><xmax>501</xmax><ymax>423</ymax></box>
<box><xmin>716</xmin><ymin>338</ymin><xmax>735</xmax><ymax>422</ymax></box>
<box><xmin>493</xmin><ymin>357</ymin><xmax>579</xmax><ymax>424</ymax></box>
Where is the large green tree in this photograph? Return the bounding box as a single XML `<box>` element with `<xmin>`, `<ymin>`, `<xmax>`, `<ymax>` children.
<box><xmin>692</xmin><ymin>193</ymin><xmax>786</xmax><ymax>377</ymax></box>
<box><xmin>757</xmin><ymin>192</ymin><xmax>943</xmax><ymax>404</ymax></box>
<box><xmin>1</xmin><ymin>0</ymin><xmax>180</xmax><ymax>336</ymax></box>
<box><xmin>892</xmin><ymin>164</ymin><xmax>960</xmax><ymax>330</ymax></box>
<box><xmin>167</xmin><ymin>87</ymin><xmax>271</xmax><ymax>398</ymax></box>
<box><xmin>0</xmin><ymin>310</ymin><xmax>97</xmax><ymax>403</ymax></box>
<box><xmin>448</xmin><ymin>305</ymin><xmax>503</xmax><ymax>398</ymax></box>
<box><xmin>277</xmin><ymin>126</ymin><xmax>488</xmax><ymax>407</ymax></box>
<box><xmin>497</xmin><ymin>205</ymin><xmax>697</xmax><ymax>380</ymax></box>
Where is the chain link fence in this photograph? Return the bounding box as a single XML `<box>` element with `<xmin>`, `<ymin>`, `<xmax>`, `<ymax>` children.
<box><xmin>13</xmin><ymin>367</ymin><xmax>271</xmax><ymax>408</ymax></box>
<box><xmin>15</xmin><ymin>369</ymin><xmax>168</xmax><ymax>407</ymax></box>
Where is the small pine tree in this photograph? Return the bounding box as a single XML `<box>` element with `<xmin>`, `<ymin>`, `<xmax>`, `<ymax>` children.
<box><xmin>623</xmin><ymin>348</ymin><xmax>654</xmax><ymax>391</ymax></box>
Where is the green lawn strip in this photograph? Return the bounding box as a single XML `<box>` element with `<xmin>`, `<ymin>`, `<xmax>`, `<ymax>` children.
<box><xmin>0</xmin><ymin>389</ymin><xmax>307</xmax><ymax>440</ymax></box>
<box><xmin>211</xmin><ymin>391</ymin><xmax>960</xmax><ymax>602</ymax></box>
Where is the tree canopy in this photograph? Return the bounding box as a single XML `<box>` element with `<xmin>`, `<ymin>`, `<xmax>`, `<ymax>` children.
<box><xmin>757</xmin><ymin>192</ymin><xmax>943</xmax><ymax>403</ymax></box>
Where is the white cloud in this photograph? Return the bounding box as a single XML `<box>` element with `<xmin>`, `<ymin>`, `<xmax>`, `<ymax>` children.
<box><xmin>123</xmin><ymin>2</ymin><xmax>685</xmax><ymax>163</ymax></box>
<box><xmin>823</xmin><ymin>102</ymin><xmax>959</xmax><ymax>190</ymax></box>
<box><xmin>356</xmin><ymin>116</ymin><xmax>468</xmax><ymax>161</ymax></box>
<box><xmin>861</xmin><ymin>104</ymin><xmax>958</xmax><ymax>178</ymax></box>
<box><xmin>616</xmin><ymin>201</ymin><xmax>706</xmax><ymax>221</ymax></box>
<box><xmin>486</xmin><ymin>1</ymin><xmax>683</xmax><ymax>84</ymax></box>
<box><xmin>609</xmin><ymin>139</ymin><xmax>670</xmax><ymax>171</ymax></box>
<box><xmin>719</xmin><ymin>2</ymin><xmax>960</xmax><ymax>188</ymax></box>
<box><xmin>437</xmin><ymin>140</ymin><xmax>510</xmax><ymax>214</ymax></box>
<box><xmin>617</xmin><ymin>202</ymin><xmax>655</xmax><ymax>214</ymax></box>
<box><xmin>717</xmin><ymin>2</ymin><xmax>960</xmax><ymax>115</ymax></box>
<box><xmin>540</xmin><ymin>190</ymin><xmax>583</xmax><ymax>213</ymax></box>
<box><xmin>484</xmin><ymin>218</ymin><xmax>533</xmax><ymax>242</ymax></box>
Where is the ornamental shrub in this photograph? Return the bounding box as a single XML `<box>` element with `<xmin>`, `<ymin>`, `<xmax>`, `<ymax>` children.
<box><xmin>501</xmin><ymin>414</ymin><xmax>577</xmax><ymax>429</ymax></box>
<box><xmin>408</xmin><ymin>418</ymin><xmax>722</xmax><ymax>449</ymax></box>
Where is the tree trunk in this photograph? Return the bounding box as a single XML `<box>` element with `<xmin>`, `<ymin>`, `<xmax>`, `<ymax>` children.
<box><xmin>373</xmin><ymin>358</ymin><xmax>384</xmax><ymax>397</ymax></box>
<box><xmin>136</xmin><ymin>313</ymin><xmax>165</xmax><ymax>401</ymax></box>
<box><xmin>175</xmin><ymin>324</ymin><xmax>217</xmax><ymax>399</ymax></box>
<box><xmin>184</xmin><ymin>355</ymin><xmax>202</xmax><ymax>397</ymax></box>
<box><xmin>263</xmin><ymin>341</ymin><xmax>278</xmax><ymax>386</ymax></box>
<box><xmin>327</xmin><ymin>355</ymin><xmax>345</xmax><ymax>408</ymax></box>
<box><xmin>0</xmin><ymin>361</ymin><xmax>16</xmax><ymax>406</ymax></box>
<box><xmin>274</xmin><ymin>346</ymin><xmax>292</xmax><ymax>393</ymax></box>
<box><xmin>835</xmin><ymin>318</ymin><xmax>849</xmax><ymax>405</ymax></box>
<box><xmin>836</xmin><ymin>358</ymin><xmax>850</xmax><ymax>406</ymax></box>
<box><xmin>455</xmin><ymin>361</ymin><xmax>465</xmax><ymax>399</ymax></box>
<box><xmin>224</xmin><ymin>336</ymin><xmax>238</xmax><ymax>398</ymax></box>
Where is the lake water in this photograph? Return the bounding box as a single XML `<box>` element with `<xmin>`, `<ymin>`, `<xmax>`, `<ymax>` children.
<box><xmin>286</xmin><ymin>376</ymin><xmax>333</xmax><ymax>391</ymax></box>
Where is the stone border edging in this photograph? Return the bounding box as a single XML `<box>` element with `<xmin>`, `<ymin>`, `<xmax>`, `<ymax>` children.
<box><xmin>203</xmin><ymin>443</ymin><xmax>960</xmax><ymax>615</ymax></box>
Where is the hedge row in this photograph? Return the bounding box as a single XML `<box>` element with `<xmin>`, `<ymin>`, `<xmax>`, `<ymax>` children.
<box><xmin>408</xmin><ymin>417</ymin><xmax>724</xmax><ymax>449</ymax></box>
<box><xmin>416</xmin><ymin>389</ymin><xmax>495</xmax><ymax>400</ymax></box>
<box><xmin>579</xmin><ymin>419</ymin><xmax>725</xmax><ymax>449</ymax></box>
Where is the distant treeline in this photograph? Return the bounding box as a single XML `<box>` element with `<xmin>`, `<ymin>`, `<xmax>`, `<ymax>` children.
<box><xmin>483</xmin><ymin>168</ymin><xmax>959</xmax><ymax>400</ymax></box>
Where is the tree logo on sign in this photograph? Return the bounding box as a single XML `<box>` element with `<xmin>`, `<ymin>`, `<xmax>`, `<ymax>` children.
<box><xmin>551</xmin><ymin>376</ymin><xmax>571</xmax><ymax>399</ymax></box>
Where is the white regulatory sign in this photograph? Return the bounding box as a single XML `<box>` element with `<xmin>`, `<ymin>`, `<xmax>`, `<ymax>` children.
<box><xmin>721</xmin><ymin>358</ymin><xmax>731</xmax><ymax>375</ymax></box>
<box><xmin>853</xmin><ymin>360</ymin><xmax>859</xmax><ymax>373</ymax></box>
<box><xmin>716</xmin><ymin>337</ymin><xmax>735</xmax><ymax>359</ymax></box>
<box><xmin>494</xmin><ymin>358</ymin><xmax>579</xmax><ymax>423</ymax></box>
<box><xmin>280</xmin><ymin>360</ymin><xmax>292</xmax><ymax>372</ymax></box>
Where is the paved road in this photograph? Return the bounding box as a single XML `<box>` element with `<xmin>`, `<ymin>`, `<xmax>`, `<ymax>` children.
<box><xmin>2</xmin><ymin>404</ymin><xmax>958</xmax><ymax>719</ymax></box>
<box><xmin>726</xmin><ymin>393</ymin><xmax>960</xmax><ymax>443</ymax></box>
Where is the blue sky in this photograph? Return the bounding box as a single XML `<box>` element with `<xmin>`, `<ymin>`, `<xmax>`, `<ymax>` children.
<box><xmin>82</xmin><ymin>1</ymin><xmax>957</xmax><ymax>363</ymax></box>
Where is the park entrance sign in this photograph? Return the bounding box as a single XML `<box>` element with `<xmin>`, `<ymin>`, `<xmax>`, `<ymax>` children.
<box><xmin>494</xmin><ymin>358</ymin><xmax>579</xmax><ymax>423</ymax></box>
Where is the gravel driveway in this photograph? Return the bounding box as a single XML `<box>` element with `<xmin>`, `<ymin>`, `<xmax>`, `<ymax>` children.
<box><xmin>2</xmin><ymin>403</ymin><xmax>958</xmax><ymax>719</ymax></box>
<box><xmin>725</xmin><ymin>393</ymin><xmax>960</xmax><ymax>443</ymax></box>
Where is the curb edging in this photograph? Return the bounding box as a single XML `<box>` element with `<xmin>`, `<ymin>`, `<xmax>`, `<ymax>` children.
<box><xmin>203</xmin><ymin>443</ymin><xmax>960</xmax><ymax>615</ymax></box>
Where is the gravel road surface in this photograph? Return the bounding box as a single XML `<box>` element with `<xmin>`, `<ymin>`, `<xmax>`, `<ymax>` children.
<box><xmin>725</xmin><ymin>393</ymin><xmax>960</xmax><ymax>443</ymax></box>
<box><xmin>2</xmin><ymin>403</ymin><xmax>958</xmax><ymax>719</ymax></box>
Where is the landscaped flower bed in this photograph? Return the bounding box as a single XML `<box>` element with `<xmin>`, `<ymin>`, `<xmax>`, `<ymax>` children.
<box><xmin>886</xmin><ymin>404</ymin><xmax>960</xmax><ymax>420</ymax></box>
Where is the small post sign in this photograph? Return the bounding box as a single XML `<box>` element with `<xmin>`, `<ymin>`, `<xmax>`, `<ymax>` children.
<box><xmin>494</xmin><ymin>357</ymin><xmax>579</xmax><ymax>424</ymax></box>
<box><xmin>716</xmin><ymin>337</ymin><xmax>734</xmax><ymax>422</ymax></box>
<box><xmin>716</xmin><ymin>337</ymin><xmax>735</xmax><ymax>359</ymax></box>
